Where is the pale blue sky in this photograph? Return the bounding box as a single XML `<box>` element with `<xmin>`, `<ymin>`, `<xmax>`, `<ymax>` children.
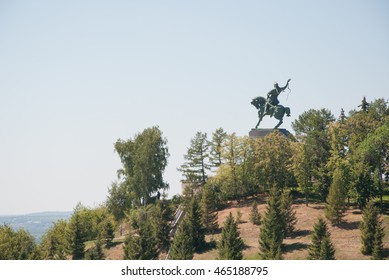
<box><xmin>0</xmin><ymin>0</ymin><xmax>388</xmax><ymax>215</ymax></box>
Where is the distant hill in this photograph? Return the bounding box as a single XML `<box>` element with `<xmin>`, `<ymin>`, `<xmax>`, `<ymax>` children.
<box><xmin>0</xmin><ymin>211</ymin><xmax>72</xmax><ymax>242</ymax></box>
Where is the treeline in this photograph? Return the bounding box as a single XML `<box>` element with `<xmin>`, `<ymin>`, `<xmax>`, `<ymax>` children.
<box><xmin>1</xmin><ymin>97</ymin><xmax>388</xmax><ymax>260</ymax></box>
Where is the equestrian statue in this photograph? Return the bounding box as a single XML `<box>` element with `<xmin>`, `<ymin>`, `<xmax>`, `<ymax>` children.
<box><xmin>251</xmin><ymin>79</ymin><xmax>291</xmax><ymax>129</ymax></box>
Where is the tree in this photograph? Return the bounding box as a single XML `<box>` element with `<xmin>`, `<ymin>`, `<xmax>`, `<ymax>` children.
<box><xmin>0</xmin><ymin>225</ymin><xmax>39</xmax><ymax>260</ymax></box>
<box><xmin>151</xmin><ymin>199</ymin><xmax>173</xmax><ymax>250</ymax></box>
<box><xmin>169</xmin><ymin>216</ymin><xmax>194</xmax><ymax>260</ymax></box>
<box><xmin>291</xmin><ymin>141</ymin><xmax>314</xmax><ymax>206</ymax></box>
<box><xmin>360</xmin><ymin>202</ymin><xmax>385</xmax><ymax>257</ymax></box>
<box><xmin>372</xmin><ymin>221</ymin><xmax>385</xmax><ymax>260</ymax></box>
<box><xmin>249</xmin><ymin>201</ymin><xmax>261</xmax><ymax>225</ymax></box>
<box><xmin>292</xmin><ymin>109</ymin><xmax>335</xmax><ymax>201</ymax></box>
<box><xmin>39</xmin><ymin>219</ymin><xmax>69</xmax><ymax>260</ymax></box>
<box><xmin>254</xmin><ymin>131</ymin><xmax>294</xmax><ymax>191</ymax></box>
<box><xmin>114</xmin><ymin>126</ymin><xmax>169</xmax><ymax>207</ymax></box>
<box><xmin>85</xmin><ymin>235</ymin><xmax>105</xmax><ymax>260</ymax></box>
<box><xmin>186</xmin><ymin>197</ymin><xmax>206</xmax><ymax>251</ymax></box>
<box><xmin>178</xmin><ymin>132</ymin><xmax>210</xmax><ymax>188</ymax></box>
<box><xmin>123</xmin><ymin>210</ymin><xmax>158</xmax><ymax>260</ymax></box>
<box><xmin>106</xmin><ymin>181</ymin><xmax>133</xmax><ymax>221</ymax></box>
<box><xmin>217</xmin><ymin>212</ymin><xmax>244</xmax><ymax>260</ymax></box>
<box><xmin>356</xmin><ymin>121</ymin><xmax>389</xmax><ymax>210</ymax></box>
<box><xmin>67</xmin><ymin>209</ymin><xmax>87</xmax><ymax>260</ymax></box>
<box><xmin>280</xmin><ymin>189</ymin><xmax>297</xmax><ymax>237</ymax></box>
<box><xmin>325</xmin><ymin>165</ymin><xmax>347</xmax><ymax>225</ymax></box>
<box><xmin>200</xmin><ymin>184</ymin><xmax>219</xmax><ymax>234</ymax></box>
<box><xmin>307</xmin><ymin>217</ymin><xmax>335</xmax><ymax>260</ymax></box>
<box><xmin>258</xmin><ymin>187</ymin><xmax>284</xmax><ymax>260</ymax></box>
<box><xmin>209</xmin><ymin>127</ymin><xmax>227</xmax><ymax>168</ymax></box>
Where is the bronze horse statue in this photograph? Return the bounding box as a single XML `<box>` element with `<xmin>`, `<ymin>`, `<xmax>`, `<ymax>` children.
<box><xmin>251</xmin><ymin>79</ymin><xmax>291</xmax><ymax>129</ymax></box>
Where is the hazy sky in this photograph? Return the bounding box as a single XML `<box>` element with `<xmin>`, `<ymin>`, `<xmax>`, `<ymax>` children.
<box><xmin>1</xmin><ymin>0</ymin><xmax>388</xmax><ymax>215</ymax></box>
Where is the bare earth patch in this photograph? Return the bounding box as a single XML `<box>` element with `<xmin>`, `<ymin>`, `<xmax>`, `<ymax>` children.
<box><xmin>194</xmin><ymin>199</ymin><xmax>389</xmax><ymax>260</ymax></box>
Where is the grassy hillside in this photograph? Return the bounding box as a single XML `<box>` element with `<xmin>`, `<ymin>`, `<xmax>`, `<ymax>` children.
<box><xmin>102</xmin><ymin>197</ymin><xmax>389</xmax><ymax>260</ymax></box>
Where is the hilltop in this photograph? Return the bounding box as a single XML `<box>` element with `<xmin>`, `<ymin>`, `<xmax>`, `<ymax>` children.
<box><xmin>103</xmin><ymin>197</ymin><xmax>389</xmax><ymax>260</ymax></box>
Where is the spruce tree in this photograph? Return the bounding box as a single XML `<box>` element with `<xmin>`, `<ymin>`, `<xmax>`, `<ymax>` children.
<box><xmin>217</xmin><ymin>212</ymin><xmax>245</xmax><ymax>260</ymax></box>
<box><xmin>280</xmin><ymin>189</ymin><xmax>297</xmax><ymax>237</ymax></box>
<box><xmin>186</xmin><ymin>197</ymin><xmax>206</xmax><ymax>251</ymax></box>
<box><xmin>200</xmin><ymin>184</ymin><xmax>219</xmax><ymax>234</ymax></box>
<box><xmin>249</xmin><ymin>201</ymin><xmax>261</xmax><ymax>225</ymax></box>
<box><xmin>307</xmin><ymin>217</ymin><xmax>335</xmax><ymax>260</ymax></box>
<box><xmin>325</xmin><ymin>166</ymin><xmax>347</xmax><ymax>225</ymax></box>
<box><xmin>123</xmin><ymin>211</ymin><xmax>158</xmax><ymax>260</ymax></box>
<box><xmin>152</xmin><ymin>199</ymin><xmax>173</xmax><ymax>250</ymax></box>
<box><xmin>67</xmin><ymin>211</ymin><xmax>86</xmax><ymax>260</ymax></box>
<box><xmin>360</xmin><ymin>202</ymin><xmax>385</xmax><ymax>257</ymax></box>
<box><xmin>169</xmin><ymin>216</ymin><xmax>194</xmax><ymax>260</ymax></box>
<box><xmin>372</xmin><ymin>220</ymin><xmax>385</xmax><ymax>260</ymax></box>
<box><xmin>258</xmin><ymin>187</ymin><xmax>284</xmax><ymax>260</ymax></box>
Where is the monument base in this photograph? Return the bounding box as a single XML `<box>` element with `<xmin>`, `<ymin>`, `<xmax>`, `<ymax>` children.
<box><xmin>249</xmin><ymin>128</ymin><xmax>292</xmax><ymax>139</ymax></box>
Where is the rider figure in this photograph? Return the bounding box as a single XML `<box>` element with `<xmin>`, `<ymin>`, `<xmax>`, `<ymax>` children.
<box><xmin>265</xmin><ymin>79</ymin><xmax>290</xmax><ymax>117</ymax></box>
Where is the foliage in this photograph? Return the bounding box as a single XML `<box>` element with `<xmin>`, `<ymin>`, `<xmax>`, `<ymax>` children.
<box><xmin>291</xmin><ymin>141</ymin><xmax>313</xmax><ymax>206</ymax></box>
<box><xmin>217</xmin><ymin>212</ymin><xmax>244</xmax><ymax>260</ymax></box>
<box><xmin>325</xmin><ymin>165</ymin><xmax>348</xmax><ymax>225</ymax></box>
<box><xmin>39</xmin><ymin>219</ymin><xmax>69</xmax><ymax>259</ymax></box>
<box><xmin>186</xmin><ymin>197</ymin><xmax>206</xmax><ymax>251</ymax></box>
<box><xmin>292</xmin><ymin>108</ymin><xmax>334</xmax><ymax>201</ymax></box>
<box><xmin>280</xmin><ymin>189</ymin><xmax>297</xmax><ymax>237</ymax></box>
<box><xmin>114</xmin><ymin>126</ymin><xmax>169</xmax><ymax>207</ymax></box>
<box><xmin>151</xmin><ymin>199</ymin><xmax>173</xmax><ymax>250</ymax></box>
<box><xmin>123</xmin><ymin>209</ymin><xmax>158</xmax><ymax>260</ymax></box>
<box><xmin>178</xmin><ymin>131</ymin><xmax>210</xmax><ymax>188</ymax></box>
<box><xmin>67</xmin><ymin>207</ymin><xmax>87</xmax><ymax>260</ymax></box>
<box><xmin>253</xmin><ymin>131</ymin><xmax>294</xmax><ymax>190</ymax></box>
<box><xmin>200</xmin><ymin>184</ymin><xmax>219</xmax><ymax>234</ymax></box>
<box><xmin>360</xmin><ymin>202</ymin><xmax>385</xmax><ymax>258</ymax></box>
<box><xmin>209</xmin><ymin>127</ymin><xmax>227</xmax><ymax>168</ymax></box>
<box><xmin>106</xmin><ymin>181</ymin><xmax>133</xmax><ymax>221</ymax></box>
<box><xmin>169</xmin><ymin>216</ymin><xmax>194</xmax><ymax>260</ymax></box>
<box><xmin>0</xmin><ymin>225</ymin><xmax>39</xmax><ymax>260</ymax></box>
<box><xmin>249</xmin><ymin>201</ymin><xmax>261</xmax><ymax>225</ymax></box>
<box><xmin>85</xmin><ymin>235</ymin><xmax>105</xmax><ymax>260</ymax></box>
<box><xmin>307</xmin><ymin>217</ymin><xmax>335</xmax><ymax>260</ymax></box>
<box><xmin>258</xmin><ymin>187</ymin><xmax>284</xmax><ymax>260</ymax></box>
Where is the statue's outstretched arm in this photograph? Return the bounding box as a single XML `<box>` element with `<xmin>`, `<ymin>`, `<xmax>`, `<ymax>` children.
<box><xmin>279</xmin><ymin>79</ymin><xmax>291</xmax><ymax>92</ymax></box>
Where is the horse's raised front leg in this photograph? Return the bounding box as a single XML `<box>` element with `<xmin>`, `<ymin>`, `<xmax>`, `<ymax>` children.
<box><xmin>255</xmin><ymin>110</ymin><xmax>264</xmax><ymax>128</ymax></box>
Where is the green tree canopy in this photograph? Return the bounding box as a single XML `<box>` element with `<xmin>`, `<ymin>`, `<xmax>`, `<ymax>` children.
<box><xmin>178</xmin><ymin>131</ymin><xmax>210</xmax><ymax>189</ymax></box>
<box><xmin>113</xmin><ymin>126</ymin><xmax>169</xmax><ymax>208</ymax></box>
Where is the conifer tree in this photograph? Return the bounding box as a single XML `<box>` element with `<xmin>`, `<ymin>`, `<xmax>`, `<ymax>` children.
<box><xmin>325</xmin><ymin>166</ymin><xmax>347</xmax><ymax>224</ymax></box>
<box><xmin>67</xmin><ymin>211</ymin><xmax>86</xmax><ymax>260</ymax></box>
<box><xmin>307</xmin><ymin>217</ymin><xmax>335</xmax><ymax>260</ymax></box>
<box><xmin>178</xmin><ymin>132</ymin><xmax>210</xmax><ymax>188</ymax></box>
<box><xmin>258</xmin><ymin>187</ymin><xmax>284</xmax><ymax>260</ymax></box>
<box><xmin>123</xmin><ymin>211</ymin><xmax>158</xmax><ymax>260</ymax></box>
<box><xmin>200</xmin><ymin>184</ymin><xmax>219</xmax><ymax>234</ymax></box>
<box><xmin>186</xmin><ymin>197</ymin><xmax>206</xmax><ymax>251</ymax></box>
<box><xmin>372</xmin><ymin>221</ymin><xmax>385</xmax><ymax>260</ymax></box>
<box><xmin>360</xmin><ymin>202</ymin><xmax>385</xmax><ymax>257</ymax></box>
<box><xmin>152</xmin><ymin>199</ymin><xmax>173</xmax><ymax>250</ymax></box>
<box><xmin>169</xmin><ymin>217</ymin><xmax>194</xmax><ymax>260</ymax></box>
<box><xmin>209</xmin><ymin>127</ymin><xmax>227</xmax><ymax>168</ymax></box>
<box><xmin>86</xmin><ymin>235</ymin><xmax>105</xmax><ymax>260</ymax></box>
<box><xmin>280</xmin><ymin>189</ymin><xmax>297</xmax><ymax>237</ymax></box>
<box><xmin>217</xmin><ymin>212</ymin><xmax>245</xmax><ymax>260</ymax></box>
<box><xmin>249</xmin><ymin>201</ymin><xmax>261</xmax><ymax>225</ymax></box>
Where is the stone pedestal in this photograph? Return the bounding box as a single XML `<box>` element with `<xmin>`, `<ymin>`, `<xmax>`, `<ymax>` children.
<box><xmin>249</xmin><ymin>128</ymin><xmax>292</xmax><ymax>139</ymax></box>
